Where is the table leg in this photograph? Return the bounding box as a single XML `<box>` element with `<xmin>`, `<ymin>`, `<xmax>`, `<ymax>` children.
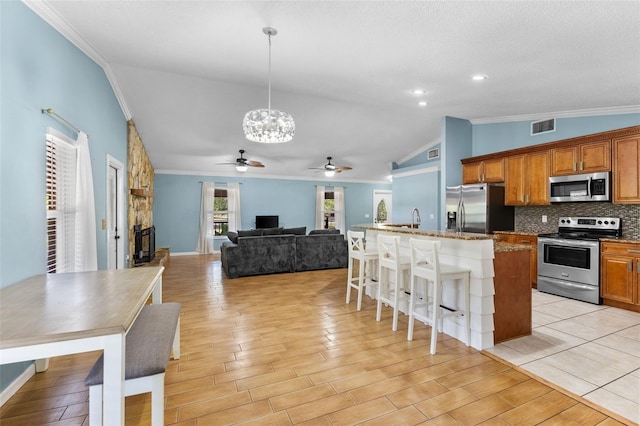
<box><xmin>152</xmin><ymin>275</ymin><xmax>162</xmax><ymax>304</ymax></box>
<box><xmin>102</xmin><ymin>333</ymin><xmax>125</xmax><ymax>425</ymax></box>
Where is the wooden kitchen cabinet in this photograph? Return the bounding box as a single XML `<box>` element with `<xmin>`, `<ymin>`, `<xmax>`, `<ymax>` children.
<box><xmin>493</xmin><ymin>249</ymin><xmax>532</xmax><ymax>343</ymax></box>
<box><xmin>505</xmin><ymin>150</ymin><xmax>550</xmax><ymax>206</ymax></box>
<box><xmin>601</xmin><ymin>241</ymin><xmax>640</xmax><ymax>313</ymax></box>
<box><xmin>613</xmin><ymin>134</ymin><xmax>640</xmax><ymax>204</ymax></box>
<box><xmin>462</xmin><ymin>158</ymin><xmax>505</xmax><ymax>184</ymax></box>
<box><xmin>494</xmin><ymin>233</ymin><xmax>538</xmax><ymax>287</ymax></box>
<box><xmin>550</xmin><ymin>140</ymin><xmax>611</xmax><ymax>176</ymax></box>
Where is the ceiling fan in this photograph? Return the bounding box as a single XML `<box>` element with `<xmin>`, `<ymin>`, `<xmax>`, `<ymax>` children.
<box><xmin>310</xmin><ymin>157</ymin><xmax>352</xmax><ymax>177</ymax></box>
<box><xmin>217</xmin><ymin>149</ymin><xmax>264</xmax><ymax>172</ymax></box>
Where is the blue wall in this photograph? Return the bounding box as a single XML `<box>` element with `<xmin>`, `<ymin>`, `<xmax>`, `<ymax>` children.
<box><xmin>473</xmin><ymin>114</ymin><xmax>640</xmax><ymax>156</ymax></box>
<box><xmin>1</xmin><ymin>2</ymin><xmax>127</xmax><ymax>390</ymax></box>
<box><xmin>391</xmin><ymin>169</ymin><xmax>440</xmax><ymax>229</ymax></box>
<box><xmin>154</xmin><ymin>174</ymin><xmax>391</xmax><ymax>252</ymax></box>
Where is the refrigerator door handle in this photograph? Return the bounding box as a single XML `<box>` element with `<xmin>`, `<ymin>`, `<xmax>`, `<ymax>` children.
<box><xmin>460</xmin><ymin>200</ymin><xmax>466</xmax><ymax>232</ymax></box>
<box><xmin>457</xmin><ymin>197</ymin><xmax>462</xmax><ymax>232</ymax></box>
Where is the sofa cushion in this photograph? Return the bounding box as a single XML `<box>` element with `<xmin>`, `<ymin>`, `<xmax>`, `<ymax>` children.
<box><xmin>295</xmin><ymin>234</ymin><xmax>348</xmax><ymax>271</ymax></box>
<box><xmin>227</xmin><ymin>231</ymin><xmax>239</xmax><ymax>244</ymax></box>
<box><xmin>262</xmin><ymin>227</ymin><xmax>284</xmax><ymax>235</ymax></box>
<box><xmin>238</xmin><ymin>229</ymin><xmax>263</xmax><ymax>238</ymax></box>
<box><xmin>283</xmin><ymin>226</ymin><xmax>306</xmax><ymax>235</ymax></box>
<box><xmin>309</xmin><ymin>229</ymin><xmax>340</xmax><ymax>235</ymax></box>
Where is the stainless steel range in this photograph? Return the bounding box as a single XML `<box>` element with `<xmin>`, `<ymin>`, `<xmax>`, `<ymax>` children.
<box><xmin>537</xmin><ymin>216</ymin><xmax>621</xmax><ymax>304</ymax></box>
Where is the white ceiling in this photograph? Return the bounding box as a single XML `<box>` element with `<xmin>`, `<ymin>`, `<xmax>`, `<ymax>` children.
<box><xmin>33</xmin><ymin>1</ymin><xmax>640</xmax><ymax>182</ymax></box>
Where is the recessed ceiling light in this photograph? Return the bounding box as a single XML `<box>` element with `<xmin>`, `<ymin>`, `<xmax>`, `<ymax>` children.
<box><xmin>472</xmin><ymin>74</ymin><xmax>488</xmax><ymax>81</ymax></box>
<box><xmin>418</xmin><ymin>101</ymin><xmax>428</xmax><ymax>107</ymax></box>
<box><xmin>412</xmin><ymin>89</ymin><xmax>427</xmax><ymax>95</ymax></box>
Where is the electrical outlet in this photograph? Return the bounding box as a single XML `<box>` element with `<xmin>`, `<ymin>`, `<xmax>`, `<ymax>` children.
<box><xmin>101</xmin><ymin>218</ymin><xmax>107</xmax><ymax>230</ymax></box>
<box><xmin>429</xmin><ymin>213</ymin><xmax>435</xmax><ymax>219</ymax></box>
<box><xmin>365</xmin><ymin>213</ymin><xmax>370</xmax><ymax>218</ymax></box>
<box><xmin>542</xmin><ymin>215</ymin><xmax>547</xmax><ymax>223</ymax></box>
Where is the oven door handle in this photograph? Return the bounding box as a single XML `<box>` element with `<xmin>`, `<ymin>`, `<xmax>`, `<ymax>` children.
<box><xmin>538</xmin><ymin>238</ymin><xmax>599</xmax><ymax>248</ymax></box>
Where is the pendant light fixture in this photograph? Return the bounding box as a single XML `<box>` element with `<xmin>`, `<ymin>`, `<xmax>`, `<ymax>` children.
<box><xmin>243</xmin><ymin>27</ymin><xmax>295</xmax><ymax>143</ymax></box>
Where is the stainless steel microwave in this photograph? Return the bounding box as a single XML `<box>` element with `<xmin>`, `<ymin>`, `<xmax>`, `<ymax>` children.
<box><xmin>549</xmin><ymin>172</ymin><xmax>610</xmax><ymax>202</ymax></box>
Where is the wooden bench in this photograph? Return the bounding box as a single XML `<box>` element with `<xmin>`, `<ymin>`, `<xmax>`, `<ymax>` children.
<box><xmin>84</xmin><ymin>302</ymin><xmax>181</xmax><ymax>426</ymax></box>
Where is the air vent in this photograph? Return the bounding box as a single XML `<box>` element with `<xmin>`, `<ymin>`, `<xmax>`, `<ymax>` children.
<box><xmin>427</xmin><ymin>148</ymin><xmax>440</xmax><ymax>160</ymax></box>
<box><xmin>531</xmin><ymin>118</ymin><xmax>555</xmax><ymax>135</ymax></box>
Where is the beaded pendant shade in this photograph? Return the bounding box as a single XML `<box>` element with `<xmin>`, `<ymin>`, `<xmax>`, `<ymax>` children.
<box><xmin>242</xmin><ymin>27</ymin><xmax>295</xmax><ymax>143</ymax></box>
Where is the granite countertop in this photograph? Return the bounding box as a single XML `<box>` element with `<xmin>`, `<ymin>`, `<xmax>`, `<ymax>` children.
<box><xmin>493</xmin><ymin>231</ymin><xmax>540</xmax><ymax>237</ymax></box>
<box><xmin>600</xmin><ymin>237</ymin><xmax>640</xmax><ymax>244</ymax></box>
<box><xmin>353</xmin><ymin>224</ymin><xmax>493</xmax><ymax>240</ymax></box>
<box><xmin>494</xmin><ymin>242</ymin><xmax>535</xmax><ymax>253</ymax></box>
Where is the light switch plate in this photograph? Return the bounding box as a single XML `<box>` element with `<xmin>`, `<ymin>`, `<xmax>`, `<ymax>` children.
<box><xmin>542</xmin><ymin>215</ymin><xmax>547</xmax><ymax>223</ymax></box>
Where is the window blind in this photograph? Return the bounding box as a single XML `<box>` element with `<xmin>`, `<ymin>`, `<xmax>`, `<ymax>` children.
<box><xmin>46</xmin><ymin>133</ymin><xmax>77</xmax><ymax>273</ymax></box>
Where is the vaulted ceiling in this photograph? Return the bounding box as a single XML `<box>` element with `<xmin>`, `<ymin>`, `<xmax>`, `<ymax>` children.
<box><xmin>32</xmin><ymin>1</ymin><xmax>640</xmax><ymax>182</ymax></box>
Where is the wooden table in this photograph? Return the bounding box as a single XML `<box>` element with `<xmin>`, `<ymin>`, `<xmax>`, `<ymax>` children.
<box><xmin>0</xmin><ymin>267</ymin><xmax>164</xmax><ymax>425</ymax></box>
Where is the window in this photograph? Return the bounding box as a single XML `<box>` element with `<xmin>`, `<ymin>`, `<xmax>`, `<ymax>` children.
<box><xmin>46</xmin><ymin>133</ymin><xmax>77</xmax><ymax>273</ymax></box>
<box><xmin>322</xmin><ymin>191</ymin><xmax>336</xmax><ymax>229</ymax></box>
<box><xmin>209</xmin><ymin>188</ymin><xmax>228</xmax><ymax>236</ymax></box>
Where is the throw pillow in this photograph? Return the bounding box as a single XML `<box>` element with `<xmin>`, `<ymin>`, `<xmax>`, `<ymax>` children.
<box><xmin>309</xmin><ymin>229</ymin><xmax>340</xmax><ymax>235</ymax></box>
<box><xmin>283</xmin><ymin>226</ymin><xmax>306</xmax><ymax>235</ymax></box>
<box><xmin>262</xmin><ymin>227</ymin><xmax>284</xmax><ymax>235</ymax></box>
<box><xmin>227</xmin><ymin>231</ymin><xmax>239</xmax><ymax>244</ymax></box>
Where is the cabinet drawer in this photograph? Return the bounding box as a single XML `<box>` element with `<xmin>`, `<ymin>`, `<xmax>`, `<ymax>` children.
<box><xmin>601</xmin><ymin>242</ymin><xmax>640</xmax><ymax>255</ymax></box>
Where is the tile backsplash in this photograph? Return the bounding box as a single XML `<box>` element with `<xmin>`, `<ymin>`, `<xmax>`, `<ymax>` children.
<box><xmin>515</xmin><ymin>203</ymin><xmax>640</xmax><ymax>240</ymax></box>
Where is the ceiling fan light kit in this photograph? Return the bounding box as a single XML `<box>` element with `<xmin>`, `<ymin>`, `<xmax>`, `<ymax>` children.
<box><xmin>243</xmin><ymin>27</ymin><xmax>295</xmax><ymax>144</ymax></box>
<box><xmin>310</xmin><ymin>156</ymin><xmax>352</xmax><ymax>178</ymax></box>
<box><xmin>218</xmin><ymin>149</ymin><xmax>264</xmax><ymax>172</ymax></box>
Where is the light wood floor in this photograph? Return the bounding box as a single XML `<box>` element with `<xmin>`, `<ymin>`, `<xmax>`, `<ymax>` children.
<box><xmin>0</xmin><ymin>255</ymin><xmax>632</xmax><ymax>425</ymax></box>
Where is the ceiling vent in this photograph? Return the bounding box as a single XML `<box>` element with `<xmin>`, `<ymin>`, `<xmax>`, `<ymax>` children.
<box><xmin>531</xmin><ymin>118</ymin><xmax>555</xmax><ymax>135</ymax></box>
<box><xmin>427</xmin><ymin>148</ymin><xmax>440</xmax><ymax>160</ymax></box>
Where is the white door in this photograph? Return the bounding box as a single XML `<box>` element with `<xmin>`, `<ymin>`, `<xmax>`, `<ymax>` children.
<box><xmin>106</xmin><ymin>155</ymin><xmax>125</xmax><ymax>269</ymax></box>
<box><xmin>373</xmin><ymin>190</ymin><xmax>392</xmax><ymax>224</ymax></box>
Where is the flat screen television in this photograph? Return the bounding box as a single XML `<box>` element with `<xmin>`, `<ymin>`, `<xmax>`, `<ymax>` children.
<box><xmin>255</xmin><ymin>215</ymin><xmax>279</xmax><ymax>229</ymax></box>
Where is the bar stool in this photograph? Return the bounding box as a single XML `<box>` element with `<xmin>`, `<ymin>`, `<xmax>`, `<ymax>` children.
<box><xmin>346</xmin><ymin>231</ymin><xmax>378</xmax><ymax>311</ymax></box>
<box><xmin>376</xmin><ymin>234</ymin><xmax>411</xmax><ymax>331</ymax></box>
<box><xmin>407</xmin><ymin>238</ymin><xmax>471</xmax><ymax>354</ymax></box>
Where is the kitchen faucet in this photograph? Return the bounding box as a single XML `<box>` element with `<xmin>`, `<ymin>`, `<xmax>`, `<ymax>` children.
<box><xmin>411</xmin><ymin>208</ymin><xmax>421</xmax><ymax>228</ymax></box>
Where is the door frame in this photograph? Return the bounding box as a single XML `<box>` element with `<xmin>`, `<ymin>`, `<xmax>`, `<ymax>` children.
<box><xmin>106</xmin><ymin>155</ymin><xmax>125</xmax><ymax>269</ymax></box>
<box><xmin>372</xmin><ymin>190</ymin><xmax>392</xmax><ymax>224</ymax></box>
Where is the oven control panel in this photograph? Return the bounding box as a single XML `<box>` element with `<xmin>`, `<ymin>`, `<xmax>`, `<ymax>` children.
<box><xmin>558</xmin><ymin>216</ymin><xmax>620</xmax><ymax>231</ymax></box>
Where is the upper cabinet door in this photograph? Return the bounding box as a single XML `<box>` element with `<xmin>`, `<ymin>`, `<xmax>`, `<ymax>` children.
<box><xmin>613</xmin><ymin>135</ymin><xmax>640</xmax><ymax>204</ymax></box>
<box><xmin>482</xmin><ymin>158</ymin><xmax>505</xmax><ymax>183</ymax></box>
<box><xmin>579</xmin><ymin>141</ymin><xmax>611</xmax><ymax>173</ymax></box>
<box><xmin>462</xmin><ymin>158</ymin><xmax>504</xmax><ymax>184</ymax></box>
<box><xmin>526</xmin><ymin>151</ymin><xmax>550</xmax><ymax>205</ymax></box>
<box><xmin>550</xmin><ymin>140</ymin><xmax>611</xmax><ymax>176</ymax></box>
<box><xmin>504</xmin><ymin>151</ymin><xmax>549</xmax><ymax>206</ymax></box>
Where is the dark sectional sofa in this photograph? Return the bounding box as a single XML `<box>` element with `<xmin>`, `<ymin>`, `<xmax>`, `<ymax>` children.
<box><xmin>220</xmin><ymin>227</ymin><xmax>348</xmax><ymax>278</ymax></box>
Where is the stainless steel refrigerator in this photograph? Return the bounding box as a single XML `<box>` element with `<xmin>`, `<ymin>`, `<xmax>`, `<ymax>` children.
<box><xmin>445</xmin><ymin>184</ymin><xmax>514</xmax><ymax>234</ymax></box>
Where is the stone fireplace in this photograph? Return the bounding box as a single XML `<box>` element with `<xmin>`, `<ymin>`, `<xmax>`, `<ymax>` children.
<box><xmin>127</xmin><ymin>119</ymin><xmax>154</xmax><ymax>266</ymax></box>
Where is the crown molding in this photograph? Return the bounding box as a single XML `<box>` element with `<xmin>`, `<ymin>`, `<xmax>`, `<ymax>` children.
<box><xmin>391</xmin><ymin>165</ymin><xmax>440</xmax><ymax>179</ymax></box>
<box><xmin>470</xmin><ymin>105</ymin><xmax>640</xmax><ymax>125</ymax></box>
<box><xmin>22</xmin><ymin>0</ymin><xmax>132</xmax><ymax>119</ymax></box>
<box><xmin>155</xmin><ymin>169</ymin><xmax>392</xmax><ymax>185</ymax></box>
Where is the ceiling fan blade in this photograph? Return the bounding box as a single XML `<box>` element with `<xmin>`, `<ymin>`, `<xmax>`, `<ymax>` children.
<box><xmin>216</xmin><ymin>162</ymin><xmax>239</xmax><ymax>166</ymax></box>
<box><xmin>335</xmin><ymin>166</ymin><xmax>352</xmax><ymax>172</ymax></box>
<box><xmin>247</xmin><ymin>161</ymin><xmax>265</xmax><ymax>168</ymax></box>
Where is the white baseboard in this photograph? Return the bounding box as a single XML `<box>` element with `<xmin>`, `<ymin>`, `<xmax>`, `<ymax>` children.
<box><xmin>172</xmin><ymin>251</ymin><xmax>221</xmax><ymax>256</ymax></box>
<box><xmin>0</xmin><ymin>362</ymin><xmax>35</xmax><ymax>407</ymax></box>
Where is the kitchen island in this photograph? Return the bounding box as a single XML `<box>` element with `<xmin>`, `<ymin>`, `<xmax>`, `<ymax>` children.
<box><xmin>354</xmin><ymin>224</ymin><xmax>532</xmax><ymax>350</ymax></box>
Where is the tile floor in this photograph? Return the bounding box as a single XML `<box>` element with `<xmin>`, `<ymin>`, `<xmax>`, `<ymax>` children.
<box><xmin>487</xmin><ymin>290</ymin><xmax>640</xmax><ymax>424</ymax></box>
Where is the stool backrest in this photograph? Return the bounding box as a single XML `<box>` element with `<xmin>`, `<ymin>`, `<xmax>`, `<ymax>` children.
<box><xmin>409</xmin><ymin>238</ymin><xmax>441</xmax><ymax>281</ymax></box>
<box><xmin>347</xmin><ymin>230</ymin><xmax>366</xmax><ymax>255</ymax></box>
<box><xmin>377</xmin><ymin>234</ymin><xmax>401</xmax><ymax>270</ymax></box>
